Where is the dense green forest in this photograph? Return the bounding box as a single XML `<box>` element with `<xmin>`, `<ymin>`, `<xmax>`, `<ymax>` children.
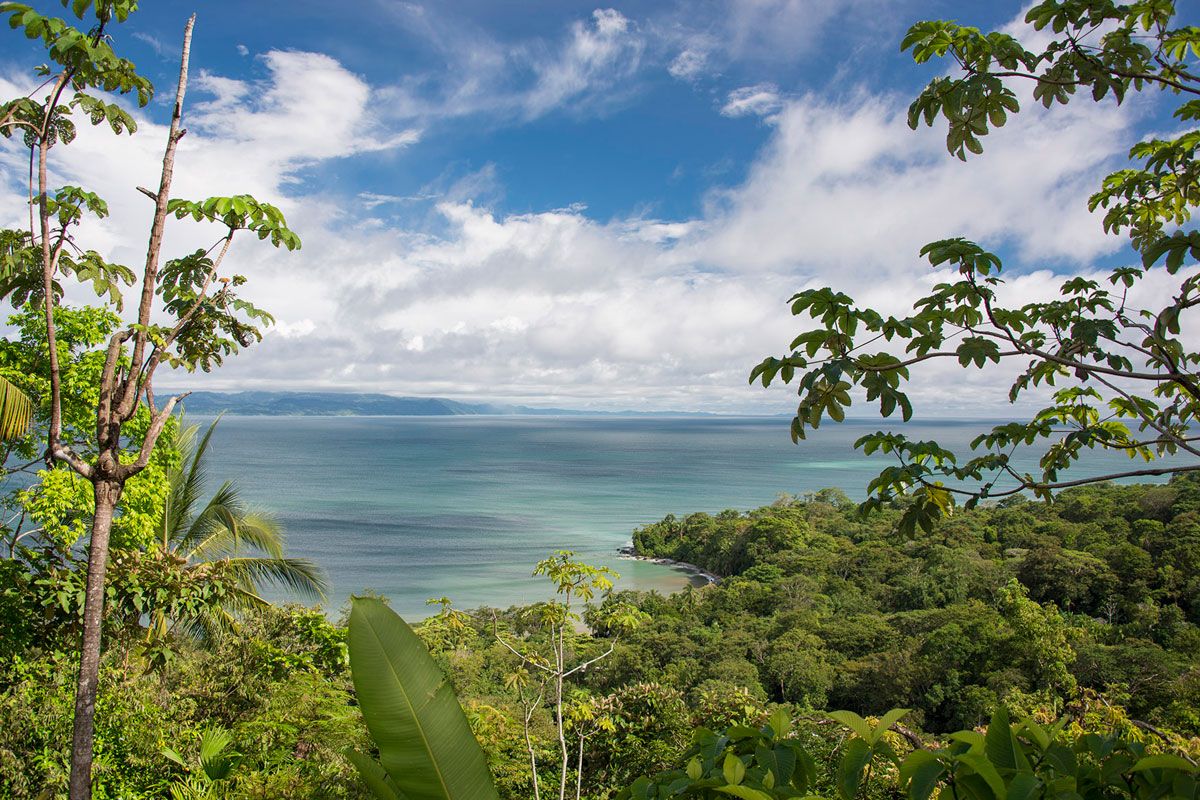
<box><xmin>3</xmin><ymin>478</ymin><xmax>1200</xmax><ymax>797</ymax></box>
<box><xmin>622</xmin><ymin>481</ymin><xmax>1200</xmax><ymax>733</ymax></box>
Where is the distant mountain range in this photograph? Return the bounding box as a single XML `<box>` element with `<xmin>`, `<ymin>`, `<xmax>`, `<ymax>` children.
<box><xmin>173</xmin><ymin>391</ymin><xmax>719</xmax><ymax>417</ymax></box>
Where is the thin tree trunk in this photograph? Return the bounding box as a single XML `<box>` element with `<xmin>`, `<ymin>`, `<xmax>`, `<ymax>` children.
<box><xmin>575</xmin><ymin>733</ymin><xmax>585</xmax><ymax>800</ymax></box>
<box><xmin>556</xmin><ymin>623</ymin><xmax>569</xmax><ymax>800</ymax></box>
<box><xmin>523</xmin><ymin>698</ymin><xmax>541</xmax><ymax>800</ymax></box>
<box><xmin>68</xmin><ymin>478</ymin><xmax>122</xmax><ymax>800</ymax></box>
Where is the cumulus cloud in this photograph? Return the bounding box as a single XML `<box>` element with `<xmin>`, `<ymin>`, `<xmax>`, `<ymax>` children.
<box><xmin>191</xmin><ymin>51</ymin><xmax>422</xmax><ymax>165</ymax></box>
<box><xmin>699</xmin><ymin>71</ymin><xmax>1138</xmax><ymax>276</ymax></box>
<box><xmin>0</xmin><ymin>7</ymin><xmax>1175</xmax><ymax>414</ymax></box>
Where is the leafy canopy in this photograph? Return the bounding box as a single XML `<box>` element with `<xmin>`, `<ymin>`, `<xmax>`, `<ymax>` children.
<box><xmin>753</xmin><ymin>0</ymin><xmax>1200</xmax><ymax>534</ymax></box>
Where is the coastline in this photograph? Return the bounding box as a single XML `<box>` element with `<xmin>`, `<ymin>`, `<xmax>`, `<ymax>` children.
<box><xmin>616</xmin><ymin>546</ymin><xmax>722</xmax><ymax>586</ymax></box>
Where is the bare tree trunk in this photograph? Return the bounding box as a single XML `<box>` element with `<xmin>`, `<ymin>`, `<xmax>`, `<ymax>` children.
<box><xmin>556</xmin><ymin>623</ymin><xmax>569</xmax><ymax>800</ymax></box>
<box><xmin>575</xmin><ymin>733</ymin><xmax>585</xmax><ymax>800</ymax></box>
<box><xmin>67</xmin><ymin>477</ymin><xmax>122</xmax><ymax>800</ymax></box>
<box><xmin>522</xmin><ymin>692</ymin><xmax>542</xmax><ymax>800</ymax></box>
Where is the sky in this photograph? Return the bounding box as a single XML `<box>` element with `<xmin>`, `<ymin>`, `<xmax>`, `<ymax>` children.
<box><xmin>0</xmin><ymin>0</ymin><xmax>1188</xmax><ymax>413</ymax></box>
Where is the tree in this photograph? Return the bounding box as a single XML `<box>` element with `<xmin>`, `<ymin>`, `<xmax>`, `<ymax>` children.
<box><xmin>489</xmin><ymin>551</ymin><xmax>645</xmax><ymax>800</ymax></box>
<box><xmin>145</xmin><ymin>417</ymin><xmax>327</xmax><ymax>643</ymax></box>
<box><xmin>0</xmin><ymin>3</ymin><xmax>299</xmax><ymax>796</ymax></box>
<box><xmin>752</xmin><ymin>0</ymin><xmax>1200</xmax><ymax>534</ymax></box>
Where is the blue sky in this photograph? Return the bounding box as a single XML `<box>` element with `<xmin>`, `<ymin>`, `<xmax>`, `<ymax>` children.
<box><xmin>112</xmin><ymin>0</ymin><xmax>1001</xmax><ymax>222</ymax></box>
<box><xmin>0</xmin><ymin>1</ymin><xmax>1175</xmax><ymax>412</ymax></box>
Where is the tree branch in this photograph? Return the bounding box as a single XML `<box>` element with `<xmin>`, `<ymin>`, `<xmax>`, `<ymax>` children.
<box><xmin>116</xmin><ymin>393</ymin><xmax>188</xmax><ymax>480</ymax></box>
<box><xmin>116</xmin><ymin>14</ymin><xmax>195</xmax><ymax>421</ymax></box>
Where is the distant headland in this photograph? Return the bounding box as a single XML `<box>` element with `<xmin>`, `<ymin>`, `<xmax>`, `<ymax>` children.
<box><xmin>172</xmin><ymin>390</ymin><xmax>727</xmax><ymax>418</ymax></box>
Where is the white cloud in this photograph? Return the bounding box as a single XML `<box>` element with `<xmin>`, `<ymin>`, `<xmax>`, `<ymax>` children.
<box><xmin>375</xmin><ymin>6</ymin><xmax>646</xmax><ymax>125</ymax></box>
<box><xmin>668</xmin><ymin>46</ymin><xmax>709</xmax><ymax>81</ymax></box>
<box><xmin>191</xmin><ymin>51</ymin><xmax>421</xmax><ymax>166</ymax></box>
<box><xmin>522</xmin><ymin>9</ymin><xmax>643</xmax><ymax>118</ymax></box>
<box><xmin>696</xmin><ymin>80</ymin><xmax>1134</xmax><ymax>276</ymax></box>
<box><xmin>659</xmin><ymin>0</ymin><xmax>893</xmax><ymax>83</ymax></box>
<box><xmin>0</xmin><ymin>6</ymin><xmax>1178</xmax><ymax>415</ymax></box>
<box><xmin>358</xmin><ymin>191</ymin><xmax>438</xmax><ymax>209</ymax></box>
<box><xmin>132</xmin><ymin>31</ymin><xmax>177</xmax><ymax>59</ymax></box>
<box><xmin>726</xmin><ymin>0</ymin><xmax>848</xmax><ymax>59</ymax></box>
<box><xmin>721</xmin><ymin>83</ymin><xmax>783</xmax><ymax>117</ymax></box>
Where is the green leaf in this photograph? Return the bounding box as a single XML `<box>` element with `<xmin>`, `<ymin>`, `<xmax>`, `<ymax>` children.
<box><xmin>715</xmin><ymin>787</ymin><xmax>773</xmax><ymax>800</ymax></box>
<box><xmin>0</xmin><ymin>377</ymin><xmax>33</xmax><ymax>440</ymax></box>
<box><xmin>769</xmin><ymin>708</ymin><xmax>791</xmax><ymax>739</ymax></box>
<box><xmin>837</xmin><ymin>738</ymin><xmax>872</xmax><ymax>800</ymax></box>
<box><xmin>957</xmin><ymin>751</ymin><xmax>1007</xmax><ymax>800</ymax></box>
<box><xmin>348</xmin><ymin>596</ymin><xmax>499</xmax><ymax>800</ymax></box>
<box><xmin>872</xmin><ymin>708</ymin><xmax>911</xmax><ymax>742</ymax></box>
<box><xmin>829</xmin><ymin>710</ymin><xmax>873</xmax><ymax>742</ymax></box>
<box><xmin>1131</xmin><ymin>754</ymin><xmax>1197</xmax><ymax>773</ymax></box>
<box><xmin>345</xmin><ymin>748</ymin><xmax>406</xmax><ymax>800</ymax></box>
<box><xmin>723</xmin><ymin>753</ymin><xmax>746</xmax><ymax>785</ymax></box>
<box><xmin>900</xmin><ymin>751</ymin><xmax>945</xmax><ymax>800</ymax></box>
<box><xmin>984</xmin><ymin>707</ymin><xmax>1025</xmax><ymax>772</ymax></box>
<box><xmin>1005</xmin><ymin>772</ymin><xmax>1041</xmax><ymax>800</ymax></box>
<box><xmin>161</xmin><ymin>747</ymin><xmax>186</xmax><ymax>768</ymax></box>
<box><xmin>197</xmin><ymin>727</ymin><xmax>238</xmax><ymax>781</ymax></box>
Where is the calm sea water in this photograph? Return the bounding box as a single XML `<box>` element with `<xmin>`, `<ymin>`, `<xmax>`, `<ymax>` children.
<box><xmin>194</xmin><ymin>415</ymin><xmax>1180</xmax><ymax>618</ymax></box>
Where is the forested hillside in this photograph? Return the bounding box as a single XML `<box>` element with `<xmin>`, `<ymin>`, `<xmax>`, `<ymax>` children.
<box><xmin>5</xmin><ymin>477</ymin><xmax>1198</xmax><ymax>797</ymax></box>
<box><xmin>622</xmin><ymin>479</ymin><xmax>1200</xmax><ymax>732</ymax></box>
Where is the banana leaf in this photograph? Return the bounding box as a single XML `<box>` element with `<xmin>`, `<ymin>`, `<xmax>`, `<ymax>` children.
<box><xmin>348</xmin><ymin>596</ymin><xmax>498</xmax><ymax>800</ymax></box>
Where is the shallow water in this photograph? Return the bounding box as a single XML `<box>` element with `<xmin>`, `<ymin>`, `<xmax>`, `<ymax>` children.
<box><xmin>194</xmin><ymin>415</ymin><xmax>1181</xmax><ymax>618</ymax></box>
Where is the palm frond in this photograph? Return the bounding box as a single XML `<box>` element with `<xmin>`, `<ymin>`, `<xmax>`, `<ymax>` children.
<box><xmin>221</xmin><ymin>556</ymin><xmax>328</xmax><ymax>600</ymax></box>
<box><xmin>0</xmin><ymin>376</ymin><xmax>34</xmax><ymax>441</ymax></box>
<box><xmin>182</xmin><ymin>416</ymin><xmax>221</xmax><ymax>508</ymax></box>
<box><xmin>161</xmin><ymin>420</ymin><xmax>208</xmax><ymax>543</ymax></box>
<box><xmin>187</xmin><ymin>507</ymin><xmax>284</xmax><ymax>563</ymax></box>
<box><xmin>176</xmin><ymin>482</ymin><xmax>247</xmax><ymax>558</ymax></box>
<box><xmin>148</xmin><ymin>412</ymin><xmax>328</xmax><ymax>640</ymax></box>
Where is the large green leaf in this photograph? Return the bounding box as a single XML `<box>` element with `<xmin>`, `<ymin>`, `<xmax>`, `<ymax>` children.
<box><xmin>984</xmin><ymin>708</ymin><xmax>1027</xmax><ymax>773</ymax></box>
<box><xmin>348</xmin><ymin>596</ymin><xmax>499</xmax><ymax>800</ymax></box>
<box><xmin>837</xmin><ymin>737</ymin><xmax>872</xmax><ymax>800</ymax></box>
<box><xmin>345</xmin><ymin>748</ymin><xmax>406</xmax><ymax>800</ymax></box>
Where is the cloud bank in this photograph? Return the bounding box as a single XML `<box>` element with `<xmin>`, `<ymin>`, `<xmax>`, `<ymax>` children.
<box><xmin>0</xmin><ymin>6</ymin><xmax>1169</xmax><ymax>415</ymax></box>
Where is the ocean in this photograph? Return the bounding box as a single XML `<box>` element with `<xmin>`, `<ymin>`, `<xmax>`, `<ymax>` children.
<box><xmin>194</xmin><ymin>415</ymin><xmax>1182</xmax><ymax>618</ymax></box>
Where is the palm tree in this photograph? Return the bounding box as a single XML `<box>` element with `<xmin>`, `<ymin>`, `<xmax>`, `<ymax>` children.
<box><xmin>149</xmin><ymin>416</ymin><xmax>328</xmax><ymax>639</ymax></box>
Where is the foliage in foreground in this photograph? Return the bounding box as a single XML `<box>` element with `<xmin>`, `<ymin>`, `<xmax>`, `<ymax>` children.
<box><xmin>346</xmin><ymin>595</ymin><xmax>498</xmax><ymax>800</ymax></box>
<box><xmin>0</xmin><ymin>604</ymin><xmax>366</xmax><ymax>800</ymax></box>
<box><xmin>754</xmin><ymin>0</ymin><xmax>1200</xmax><ymax>534</ymax></box>
<box><xmin>620</xmin><ymin>707</ymin><xmax>1199</xmax><ymax>800</ymax></box>
<box><xmin>2</xmin><ymin>0</ymin><xmax>301</xmax><ymax>791</ymax></box>
<box><xmin>348</xmin><ymin>596</ymin><xmax>1200</xmax><ymax>800</ymax></box>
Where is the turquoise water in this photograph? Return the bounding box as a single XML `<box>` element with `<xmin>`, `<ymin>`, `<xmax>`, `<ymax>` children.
<box><xmin>195</xmin><ymin>415</ymin><xmax>1181</xmax><ymax>618</ymax></box>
